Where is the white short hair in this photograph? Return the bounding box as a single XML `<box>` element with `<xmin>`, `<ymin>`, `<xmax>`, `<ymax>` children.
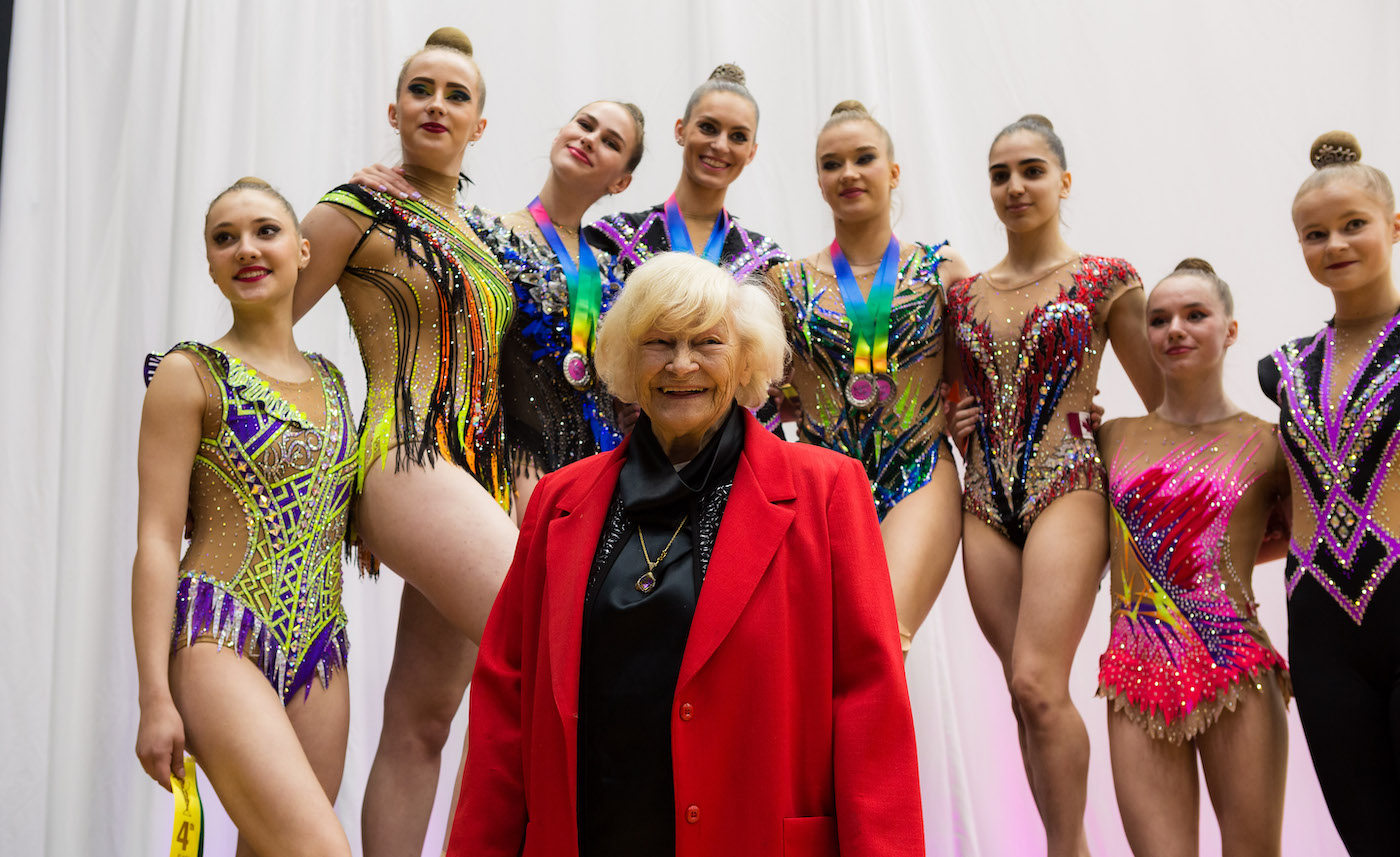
<box><xmin>595</xmin><ymin>252</ymin><xmax>788</xmax><ymax>408</ymax></box>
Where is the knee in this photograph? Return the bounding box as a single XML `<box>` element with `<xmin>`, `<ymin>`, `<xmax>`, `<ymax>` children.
<box><xmin>381</xmin><ymin>685</ymin><xmax>463</xmax><ymax>755</ymax></box>
<box><xmin>1009</xmin><ymin>667</ymin><xmax>1067</xmax><ymax>728</ymax></box>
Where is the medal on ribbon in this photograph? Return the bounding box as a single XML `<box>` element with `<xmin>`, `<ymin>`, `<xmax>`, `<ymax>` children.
<box><xmin>529</xmin><ymin>197</ymin><xmax>602</xmax><ymax>389</ymax></box>
<box><xmin>169</xmin><ymin>756</ymin><xmax>204</xmax><ymax>857</ymax></box>
<box><xmin>831</xmin><ymin>236</ymin><xmax>901</xmax><ymax>410</ymax></box>
<box><xmin>663</xmin><ymin>193</ymin><xmax>729</xmax><ymax>264</ymax></box>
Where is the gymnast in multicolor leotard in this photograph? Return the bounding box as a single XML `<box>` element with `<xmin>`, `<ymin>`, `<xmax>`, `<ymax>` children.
<box><xmin>767</xmin><ymin>100</ymin><xmax>969</xmax><ymax>654</ymax></box>
<box><xmin>947</xmin><ymin>114</ymin><xmax>1162</xmax><ymax>857</ymax></box>
<box><xmin>133</xmin><ymin>178</ymin><xmax>357</xmax><ymax>856</ymax></box>
<box><xmin>1098</xmin><ymin>258</ymin><xmax>1290</xmax><ymax>857</ymax></box>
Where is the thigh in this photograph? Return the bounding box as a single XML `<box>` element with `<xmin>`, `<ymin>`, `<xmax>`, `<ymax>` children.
<box><xmin>1011</xmin><ymin>491</ymin><xmax>1108</xmax><ymax>680</ymax></box>
<box><xmin>881</xmin><ymin>457</ymin><xmax>962</xmax><ymax>646</ymax></box>
<box><xmin>961</xmin><ymin>512</ymin><xmax>1024</xmax><ymax>670</ymax></box>
<box><xmin>512</xmin><ymin>466</ymin><xmax>543</xmax><ymax>528</ymax></box>
<box><xmin>358</xmin><ymin>461</ymin><xmax>518</xmax><ymax>642</ymax></box>
<box><xmin>1106</xmin><ymin>707</ymin><xmax>1199</xmax><ymax>857</ymax></box>
<box><xmin>286</xmin><ymin>668</ymin><xmax>351</xmax><ymax>804</ymax></box>
<box><xmin>1195</xmin><ymin>679</ymin><xmax>1287</xmax><ymax>856</ymax></box>
<box><xmin>384</xmin><ymin>583</ymin><xmax>477</xmax><ymax>724</ymax></box>
<box><xmin>170</xmin><ymin>644</ymin><xmax>348</xmax><ymax>857</ymax></box>
<box><xmin>1290</xmin><ymin>602</ymin><xmax>1400</xmax><ymax>853</ymax></box>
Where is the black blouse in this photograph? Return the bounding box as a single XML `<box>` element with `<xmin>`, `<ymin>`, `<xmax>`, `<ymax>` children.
<box><xmin>576</xmin><ymin>406</ymin><xmax>745</xmax><ymax>856</ymax></box>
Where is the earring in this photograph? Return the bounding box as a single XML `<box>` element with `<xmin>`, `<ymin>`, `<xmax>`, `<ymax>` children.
<box><xmin>393</xmin><ymin>127</ymin><xmax>400</xmax><ymax>135</ymax></box>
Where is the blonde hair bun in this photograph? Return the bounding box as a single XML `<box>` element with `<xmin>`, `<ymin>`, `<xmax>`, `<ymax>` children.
<box><xmin>709</xmin><ymin>63</ymin><xmax>746</xmax><ymax>86</ymax></box>
<box><xmin>234</xmin><ymin>176</ymin><xmax>271</xmax><ymax>189</ymax></box>
<box><xmin>426</xmin><ymin>26</ymin><xmax>473</xmax><ymax>56</ymax></box>
<box><xmin>1311</xmin><ymin>130</ymin><xmax>1362</xmax><ymax>169</ymax></box>
<box><xmin>830</xmin><ymin>99</ymin><xmax>868</xmax><ymax>117</ymax></box>
<box><xmin>1019</xmin><ymin>113</ymin><xmax>1054</xmax><ymax>131</ymax></box>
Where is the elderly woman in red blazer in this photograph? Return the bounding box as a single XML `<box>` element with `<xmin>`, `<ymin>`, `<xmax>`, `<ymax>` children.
<box><xmin>447</xmin><ymin>251</ymin><xmax>922</xmax><ymax>857</ymax></box>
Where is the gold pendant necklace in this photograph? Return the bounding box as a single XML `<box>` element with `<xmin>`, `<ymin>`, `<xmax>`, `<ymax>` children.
<box><xmin>635</xmin><ymin>515</ymin><xmax>689</xmax><ymax>594</ymax></box>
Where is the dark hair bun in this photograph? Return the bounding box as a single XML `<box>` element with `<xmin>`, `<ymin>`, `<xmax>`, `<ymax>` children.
<box><xmin>709</xmin><ymin>63</ymin><xmax>746</xmax><ymax>86</ymax></box>
<box><xmin>831</xmin><ymin>99</ymin><xmax>868</xmax><ymax>117</ymax></box>
<box><xmin>426</xmin><ymin>27</ymin><xmax>473</xmax><ymax>56</ymax></box>
<box><xmin>1019</xmin><ymin>113</ymin><xmax>1054</xmax><ymax>131</ymax></box>
<box><xmin>1311</xmin><ymin>130</ymin><xmax>1361</xmax><ymax>169</ymax></box>
<box><xmin>1174</xmin><ymin>257</ymin><xmax>1215</xmax><ymax>275</ymax></box>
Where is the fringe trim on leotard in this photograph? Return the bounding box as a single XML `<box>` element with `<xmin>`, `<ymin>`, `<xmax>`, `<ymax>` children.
<box><xmin>173</xmin><ymin>576</ymin><xmax>349</xmax><ymax>704</ymax></box>
<box><xmin>1098</xmin><ymin>662</ymin><xmax>1292</xmax><ymax>745</ymax></box>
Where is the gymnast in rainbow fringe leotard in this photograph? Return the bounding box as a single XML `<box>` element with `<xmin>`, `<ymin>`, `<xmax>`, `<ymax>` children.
<box><xmin>1096</xmin><ymin>259</ymin><xmax>1290</xmax><ymax>857</ymax></box>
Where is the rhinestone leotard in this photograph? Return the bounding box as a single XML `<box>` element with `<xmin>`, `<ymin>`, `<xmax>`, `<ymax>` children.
<box><xmin>584</xmin><ymin>202</ymin><xmax>789</xmax><ymax>282</ymax></box>
<box><xmin>466</xmin><ymin>207</ymin><xmax>624</xmax><ymax>476</ymax></box>
<box><xmin>1263</xmin><ymin>313</ymin><xmax>1400</xmax><ymax>624</ymax></box>
<box><xmin>320</xmin><ymin>185</ymin><xmax>514</xmax><ymax>512</ymax></box>
<box><xmin>948</xmin><ymin>255</ymin><xmax>1142</xmax><ymax>547</ymax></box>
<box><xmin>144</xmin><ymin>343</ymin><xmax>357</xmax><ymax>704</ymax></box>
<box><xmin>768</xmin><ymin>242</ymin><xmax>951</xmax><ymax>519</ymax></box>
<box><xmin>1096</xmin><ymin>413</ymin><xmax>1291</xmax><ymax>742</ymax></box>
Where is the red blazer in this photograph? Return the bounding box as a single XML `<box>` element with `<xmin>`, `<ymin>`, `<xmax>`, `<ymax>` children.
<box><xmin>448</xmin><ymin>412</ymin><xmax>922</xmax><ymax>856</ymax></box>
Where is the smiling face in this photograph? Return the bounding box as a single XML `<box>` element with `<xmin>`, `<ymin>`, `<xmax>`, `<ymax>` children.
<box><xmin>674</xmin><ymin>91</ymin><xmax>758</xmax><ymax>192</ymax></box>
<box><xmin>987</xmin><ymin>130</ymin><xmax>1071</xmax><ymax>232</ymax></box>
<box><xmin>635</xmin><ymin>318</ymin><xmax>746</xmax><ymax>455</ymax></box>
<box><xmin>389</xmin><ymin>50</ymin><xmax>486</xmax><ymax>173</ymax></box>
<box><xmin>1293</xmin><ymin>178</ymin><xmax>1400</xmax><ymax>297</ymax></box>
<box><xmin>1146</xmin><ymin>274</ymin><xmax>1237</xmax><ymax>378</ymax></box>
<box><xmin>816</xmin><ymin>119</ymin><xmax>899</xmax><ymax>224</ymax></box>
<box><xmin>548</xmin><ymin>101</ymin><xmax>637</xmax><ymax>199</ymax></box>
<box><xmin>205</xmin><ymin>190</ymin><xmax>309</xmax><ymax>308</ymax></box>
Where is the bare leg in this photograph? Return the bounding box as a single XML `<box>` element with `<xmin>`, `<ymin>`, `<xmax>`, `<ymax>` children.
<box><xmin>1106</xmin><ymin>707</ymin><xmax>1199</xmax><ymax>857</ymax></box>
<box><xmin>512</xmin><ymin>465</ymin><xmax>542</xmax><ymax>528</ymax></box>
<box><xmin>962</xmin><ymin>515</ymin><xmax>1041</xmax><ymax>806</ymax></box>
<box><xmin>170</xmin><ymin>645</ymin><xmax>350</xmax><ymax>857</ymax></box>
<box><xmin>1197</xmin><ymin>679</ymin><xmax>1288</xmax><ymax>857</ymax></box>
<box><xmin>881</xmin><ymin>457</ymin><xmax>962</xmax><ymax>655</ymax></box>
<box><xmin>1012</xmin><ymin>491</ymin><xmax>1107</xmax><ymax>857</ymax></box>
<box><xmin>362</xmin><ymin>585</ymin><xmax>477</xmax><ymax>857</ymax></box>
<box><xmin>355</xmin><ymin>463</ymin><xmax>516</xmax><ymax>856</ymax></box>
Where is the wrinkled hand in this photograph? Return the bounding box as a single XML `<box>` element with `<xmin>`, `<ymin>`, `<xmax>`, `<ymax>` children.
<box><xmin>135</xmin><ymin>698</ymin><xmax>186</xmax><ymax>792</ymax></box>
<box><xmin>350</xmin><ymin>163</ymin><xmax>419</xmax><ymax>200</ymax></box>
<box><xmin>615</xmin><ymin>400</ymin><xmax>641</xmax><ymax>434</ymax></box>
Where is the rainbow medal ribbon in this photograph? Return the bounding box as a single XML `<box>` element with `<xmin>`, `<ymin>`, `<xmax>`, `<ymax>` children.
<box><xmin>170</xmin><ymin>755</ymin><xmax>204</xmax><ymax>857</ymax></box>
<box><xmin>529</xmin><ymin>196</ymin><xmax>602</xmax><ymax>389</ymax></box>
<box><xmin>831</xmin><ymin>236</ymin><xmax>901</xmax><ymax>410</ymax></box>
<box><xmin>663</xmin><ymin>193</ymin><xmax>729</xmax><ymax>263</ymax></box>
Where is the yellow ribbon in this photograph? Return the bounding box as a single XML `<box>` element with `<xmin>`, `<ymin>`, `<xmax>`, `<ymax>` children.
<box><xmin>170</xmin><ymin>756</ymin><xmax>204</xmax><ymax>857</ymax></box>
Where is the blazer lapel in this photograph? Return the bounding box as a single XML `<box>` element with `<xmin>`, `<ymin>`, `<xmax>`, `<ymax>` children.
<box><xmin>545</xmin><ymin>448</ymin><xmax>626</xmax><ymax>725</ymax></box>
<box><xmin>677</xmin><ymin>417</ymin><xmax>797</xmax><ymax>690</ymax></box>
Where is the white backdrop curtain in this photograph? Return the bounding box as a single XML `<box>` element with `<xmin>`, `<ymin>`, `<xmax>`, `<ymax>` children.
<box><xmin>4</xmin><ymin>0</ymin><xmax>1394</xmax><ymax>853</ymax></box>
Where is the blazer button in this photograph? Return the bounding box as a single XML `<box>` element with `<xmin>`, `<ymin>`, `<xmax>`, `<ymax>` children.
<box><xmin>680</xmin><ymin>703</ymin><xmax>693</xmax><ymax>721</ymax></box>
<box><xmin>685</xmin><ymin>804</ymin><xmax>700</xmax><ymax>824</ymax></box>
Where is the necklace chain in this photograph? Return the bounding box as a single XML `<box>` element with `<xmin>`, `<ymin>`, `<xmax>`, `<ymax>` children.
<box><xmin>985</xmin><ymin>255</ymin><xmax>1078</xmax><ymax>292</ymax></box>
<box><xmin>635</xmin><ymin>515</ymin><xmax>688</xmax><ymax>593</ymax></box>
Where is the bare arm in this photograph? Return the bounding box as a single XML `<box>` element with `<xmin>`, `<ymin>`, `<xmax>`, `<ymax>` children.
<box><xmin>292</xmin><ymin>203</ymin><xmax>366</xmax><ymax>322</ymax></box>
<box><xmin>131</xmin><ymin>354</ymin><xmax>205</xmax><ymax>790</ymax></box>
<box><xmin>1105</xmin><ymin>286</ymin><xmax>1164</xmax><ymax>411</ymax></box>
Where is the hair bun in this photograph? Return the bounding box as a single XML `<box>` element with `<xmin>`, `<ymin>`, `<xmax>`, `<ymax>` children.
<box><xmin>234</xmin><ymin>176</ymin><xmax>271</xmax><ymax>189</ymax></box>
<box><xmin>1311</xmin><ymin>130</ymin><xmax>1361</xmax><ymax>169</ymax></box>
<box><xmin>426</xmin><ymin>26</ymin><xmax>473</xmax><ymax>56</ymax></box>
<box><xmin>1018</xmin><ymin>113</ymin><xmax>1054</xmax><ymax>131</ymax></box>
<box><xmin>830</xmin><ymin>99</ymin><xmax>868</xmax><ymax>117</ymax></box>
<box><xmin>709</xmin><ymin>63</ymin><xmax>746</xmax><ymax>86</ymax></box>
<box><xmin>1174</xmin><ymin>257</ymin><xmax>1215</xmax><ymax>275</ymax></box>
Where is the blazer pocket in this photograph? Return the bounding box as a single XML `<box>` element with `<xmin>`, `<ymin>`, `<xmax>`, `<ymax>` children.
<box><xmin>783</xmin><ymin>816</ymin><xmax>838</xmax><ymax>856</ymax></box>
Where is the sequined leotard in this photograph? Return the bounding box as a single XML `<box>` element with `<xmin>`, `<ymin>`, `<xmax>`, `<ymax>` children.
<box><xmin>144</xmin><ymin>343</ymin><xmax>358</xmax><ymax>703</ymax></box>
<box><xmin>948</xmin><ymin>255</ymin><xmax>1142</xmax><ymax>546</ymax></box>
<box><xmin>584</xmin><ymin>202</ymin><xmax>789</xmax><ymax>282</ymax></box>
<box><xmin>1260</xmin><ymin>312</ymin><xmax>1400</xmax><ymax>853</ymax></box>
<box><xmin>768</xmin><ymin>242</ymin><xmax>951</xmax><ymax>519</ymax></box>
<box><xmin>1096</xmin><ymin>413</ymin><xmax>1290</xmax><ymax>743</ymax></box>
<box><xmin>467</xmin><ymin>208</ymin><xmax>624</xmax><ymax>475</ymax></box>
<box><xmin>320</xmin><ymin>185</ymin><xmax>514</xmax><ymax>512</ymax></box>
